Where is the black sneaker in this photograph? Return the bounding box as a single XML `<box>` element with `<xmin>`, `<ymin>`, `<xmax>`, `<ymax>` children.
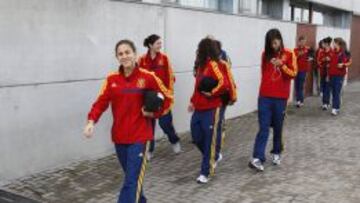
<box><xmin>322</xmin><ymin>104</ymin><xmax>329</xmax><ymax>111</ymax></box>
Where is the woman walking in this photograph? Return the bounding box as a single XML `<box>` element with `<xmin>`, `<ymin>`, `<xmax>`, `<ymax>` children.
<box><xmin>249</xmin><ymin>29</ymin><xmax>297</xmax><ymax>172</ymax></box>
<box><xmin>83</xmin><ymin>39</ymin><xmax>173</xmax><ymax>203</ymax></box>
<box><xmin>139</xmin><ymin>34</ymin><xmax>181</xmax><ymax>159</ymax></box>
<box><xmin>189</xmin><ymin>38</ymin><xmax>226</xmax><ymax>183</ymax></box>
<box><xmin>329</xmin><ymin>37</ymin><xmax>352</xmax><ymax>116</ymax></box>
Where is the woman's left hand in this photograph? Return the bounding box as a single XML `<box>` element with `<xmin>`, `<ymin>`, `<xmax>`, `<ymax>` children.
<box><xmin>201</xmin><ymin>91</ymin><xmax>212</xmax><ymax>97</ymax></box>
<box><xmin>337</xmin><ymin>63</ymin><xmax>344</xmax><ymax>68</ymax></box>
<box><xmin>142</xmin><ymin>108</ymin><xmax>154</xmax><ymax>118</ymax></box>
<box><xmin>271</xmin><ymin>58</ymin><xmax>283</xmax><ymax>67</ymax></box>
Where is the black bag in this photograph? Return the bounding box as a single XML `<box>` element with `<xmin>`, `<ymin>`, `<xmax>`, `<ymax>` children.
<box><xmin>220</xmin><ymin>92</ymin><xmax>230</xmax><ymax>105</ymax></box>
<box><xmin>143</xmin><ymin>90</ymin><xmax>164</xmax><ymax>112</ymax></box>
<box><xmin>198</xmin><ymin>77</ymin><xmax>218</xmax><ymax>93</ymax></box>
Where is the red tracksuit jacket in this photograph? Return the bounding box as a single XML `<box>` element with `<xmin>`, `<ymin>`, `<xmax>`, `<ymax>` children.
<box><xmin>317</xmin><ymin>48</ymin><xmax>334</xmax><ymax>77</ymax></box>
<box><xmin>191</xmin><ymin>59</ymin><xmax>226</xmax><ymax>110</ymax></box>
<box><xmin>139</xmin><ymin>52</ymin><xmax>175</xmax><ymax>92</ymax></box>
<box><xmin>329</xmin><ymin>48</ymin><xmax>352</xmax><ymax>77</ymax></box>
<box><xmin>259</xmin><ymin>48</ymin><xmax>298</xmax><ymax>100</ymax></box>
<box><xmin>87</xmin><ymin>66</ymin><xmax>173</xmax><ymax>144</ymax></box>
<box><xmin>294</xmin><ymin>46</ymin><xmax>310</xmax><ymax>72</ymax></box>
<box><xmin>218</xmin><ymin>60</ymin><xmax>237</xmax><ymax>104</ymax></box>
<box><xmin>315</xmin><ymin>48</ymin><xmax>323</xmax><ymax>67</ymax></box>
<box><xmin>139</xmin><ymin>51</ymin><xmax>175</xmax><ymax>113</ymax></box>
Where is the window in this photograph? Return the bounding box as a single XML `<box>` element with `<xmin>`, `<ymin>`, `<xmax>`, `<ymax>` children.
<box><xmin>219</xmin><ymin>0</ymin><xmax>235</xmax><ymax>13</ymax></box>
<box><xmin>239</xmin><ymin>0</ymin><xmax>251</xmax><ymax>13</ymax></box>
<box><xmin>291</xmin><ymin>6</ymin><xmax>310</xmax><ymax>23</ymax></box>
<box><xmin>176</xmin><ymin>0</ymin><xmax>218</xmax><ymax>10</ymax></box>
<box><xmin>293</xmin><ymin>7</ymin><xmax>301</xmax><ymax>22</ymax></box>
<box><xmin>261</xmin><ymin>0</ymin><xmax>284</xmax><ymax>20</ymax></box>
<box><xmin>323</xmin><ymin>11</ymin><xmax>351</xmax><ymax>28</ymax></box>
<box><xmin>135</xmin><ymin>0</ymin><xmax>260</xmax><ymax>15</ymax></box>
<box><xmin>302</xmin><ymin>9</ymin><xmax>309</xmax><ymax>23</ymax></box>
<box><xmin>312</xmin><ymin>11</ymin><xmax>323</xmax><ymax>25</ymax></box>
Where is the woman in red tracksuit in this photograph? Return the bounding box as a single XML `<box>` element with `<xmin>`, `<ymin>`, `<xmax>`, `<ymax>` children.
<box><xmin>249</xmin><ymin>29</ymin><xmax>297</xmax><ymax>172</ymax></box>
<box><xmin>138</xmin><ymin>34</ymin><xmax>181</xmax><ymax>159</ymax></box>
<box><xmin>315</xmin><ymin>40</ymin><xmax>324</xmax><ymax>96</ymax></box>
<box><xmin>294</xmin><ymin>36</ymin><xmax>310</xmax><ymax>107</ymax></box>
<box><xmin>83</xmin><ymin>40</ymin><xmax>173</xmax><ymax>203</ymax></box>
<box><xmin>328</xmin><ymin>37</ymin><xmax>352</xmax><ymax>116</ymax></box>
<box><xmin>317</xmin><ymin>37</ymin><xmax>333</xmax><ymax>110</ymax></box>
<box><xmin>188</xmin><ymin>38</ymin><xmax>226</xmax><ymax>184</ymax></box>
<box><xmin>213</xmin><ymin>39</ymin><xmax>237</xmax><ymax>164</ymax></box>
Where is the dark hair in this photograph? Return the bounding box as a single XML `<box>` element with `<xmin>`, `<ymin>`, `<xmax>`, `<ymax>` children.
<box><xmin>322</xmin><ymin>37</ymin><xmax>332</xmax><ymax>45</ymax></box>
<box><xmin>264</xmin><ymin>28</ymin><xmax>284</xmax><ymax>62</ymax></box>
<box><xmin>214</xmin><ymin>40</ymin><xmax>223</xmax><ymax>59</ymax></box>
<box><xmin>298</xmin><ymin>35</ymin><xmax>306</xmax><ymax>41</ymax></box>
<box><xmin>194</xmin><ymin>38</ymin><xmax>220</xmax><ymax>71</ymax></box>
<box><xmin>115</xmin><ymin>39</ymin><xmax>136</xmax><ymax>55</ymax></box>
<box><xmin>214</xmin><ymin>40</ymin><xmax>222</xmax><ymax>51</ymax></box>
<box><xmin>334</xmin><ymin>37</ymin><xmax>347</xmax><ymax>51</ymax></box>
<box><xmin>318</xmin><ymin>40</ymin><xmax>323</xmax><ymax>49</ymax></box>
<box><xmin>143</xmin><ymin>34</ymin><xmax>161</xmax><ymax>48</ymax></box>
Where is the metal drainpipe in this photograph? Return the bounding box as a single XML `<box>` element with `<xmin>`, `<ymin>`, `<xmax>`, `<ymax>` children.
<box><xmin>309</xmin><ymin>2</ymin><xmax>313</xmax><ymax>24</ymax></box>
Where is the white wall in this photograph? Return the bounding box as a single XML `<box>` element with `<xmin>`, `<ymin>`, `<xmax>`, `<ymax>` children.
<box><xmin>0</xmin><ymin>0</ymin><xmax>165</xmax><ymax>184</ymax></box>
<box><xmin>0</xmin><ymin>0</ymin><xmax>165</xmax><ymax>86</ymax></box>
<box><xmin>316</xmin><ymin>26</ymin><xmax>351</xmax><ymax>46</ymax></box>
<box><xmin>0</xmin><ymin>0</ymin><xmax>297</xmax><ymax>183</ymax></box>
<box><xmin>353</xmin><ymin>1</ymin><xmax>360</xmax><ymax>15</ymax></box>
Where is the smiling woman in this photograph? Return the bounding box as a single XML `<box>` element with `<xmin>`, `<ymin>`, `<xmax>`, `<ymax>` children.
<box><xmin>83</xmin><ymin>39</ymin><xmax>173</xmax><ymax>203</ymax></box>
<box><xmin>139</xmin><ymin>34</ymin><xmax>181</xmax><ymax>158</ymax></box>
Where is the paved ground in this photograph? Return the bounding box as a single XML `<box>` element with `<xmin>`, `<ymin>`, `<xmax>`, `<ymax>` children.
<box><xmin>2</xmin><ymin>82</ymin><xmax>360</xmax><ymax>203</ymax></box>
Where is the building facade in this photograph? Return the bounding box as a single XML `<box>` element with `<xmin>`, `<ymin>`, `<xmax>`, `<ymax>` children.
<box><xmin>0</xmin><ymin>0</ymin><xmax>359</xmax><ymax>183</ymax></box>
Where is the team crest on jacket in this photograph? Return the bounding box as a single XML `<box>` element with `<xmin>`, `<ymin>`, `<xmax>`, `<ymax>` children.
<box><xmin>137</xmin><ymin>78</ymin><xmax>146</xmax><ymax>88</ymax></box>
<box><xmin>158</xmin><ymin>58</ymin><xmax>164</xmax><ymax>66</ymax></box>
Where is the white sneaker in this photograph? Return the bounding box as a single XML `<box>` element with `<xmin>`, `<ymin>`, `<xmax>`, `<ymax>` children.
<box><xmin>196</xmin><ymin>175</ymin><xmax>208</xmax><ymax>184</ymax></box>
<box><xmin>214</xmin><ymin>153</ymin><xmax>223</xmax><ymax>168</ymax></box>
<box><xmin>146</xmin><ymin>152</ymin><xmax>153</xmax><ymax>161</ymax></box>
<box><xmin>331</xmin><ymin>109</ymin><xmax>339</xmax><ymax>116</ymax></box>
<box><xmin>272</xmin><ymin>154</ymin><xmax>281</xmax><ymax>165</ymax></box>
<box><xmin>172</xmin><ymin>142</ymin><xmax>182</xmax><ymax>154</ymax></box>
<box><xmin>248</xmin><ymin>158</ymin><xmax>264</xmax><ymax>172</ymax></box>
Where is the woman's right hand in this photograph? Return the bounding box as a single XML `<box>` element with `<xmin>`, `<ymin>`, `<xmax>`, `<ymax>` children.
<box><xmin>270</xmin><ymin>58</ymin><xmax>282</xmax><ymax>67</ymax></box>
<box><xmin>83</xmin><ymin>120</ymin><xmax>95</xmax><ymax>139</ymax></box>
<box><xmin>188</xmin><ymin>103</ymin><xmax>194</xmax><ymax>112</ymax></box>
